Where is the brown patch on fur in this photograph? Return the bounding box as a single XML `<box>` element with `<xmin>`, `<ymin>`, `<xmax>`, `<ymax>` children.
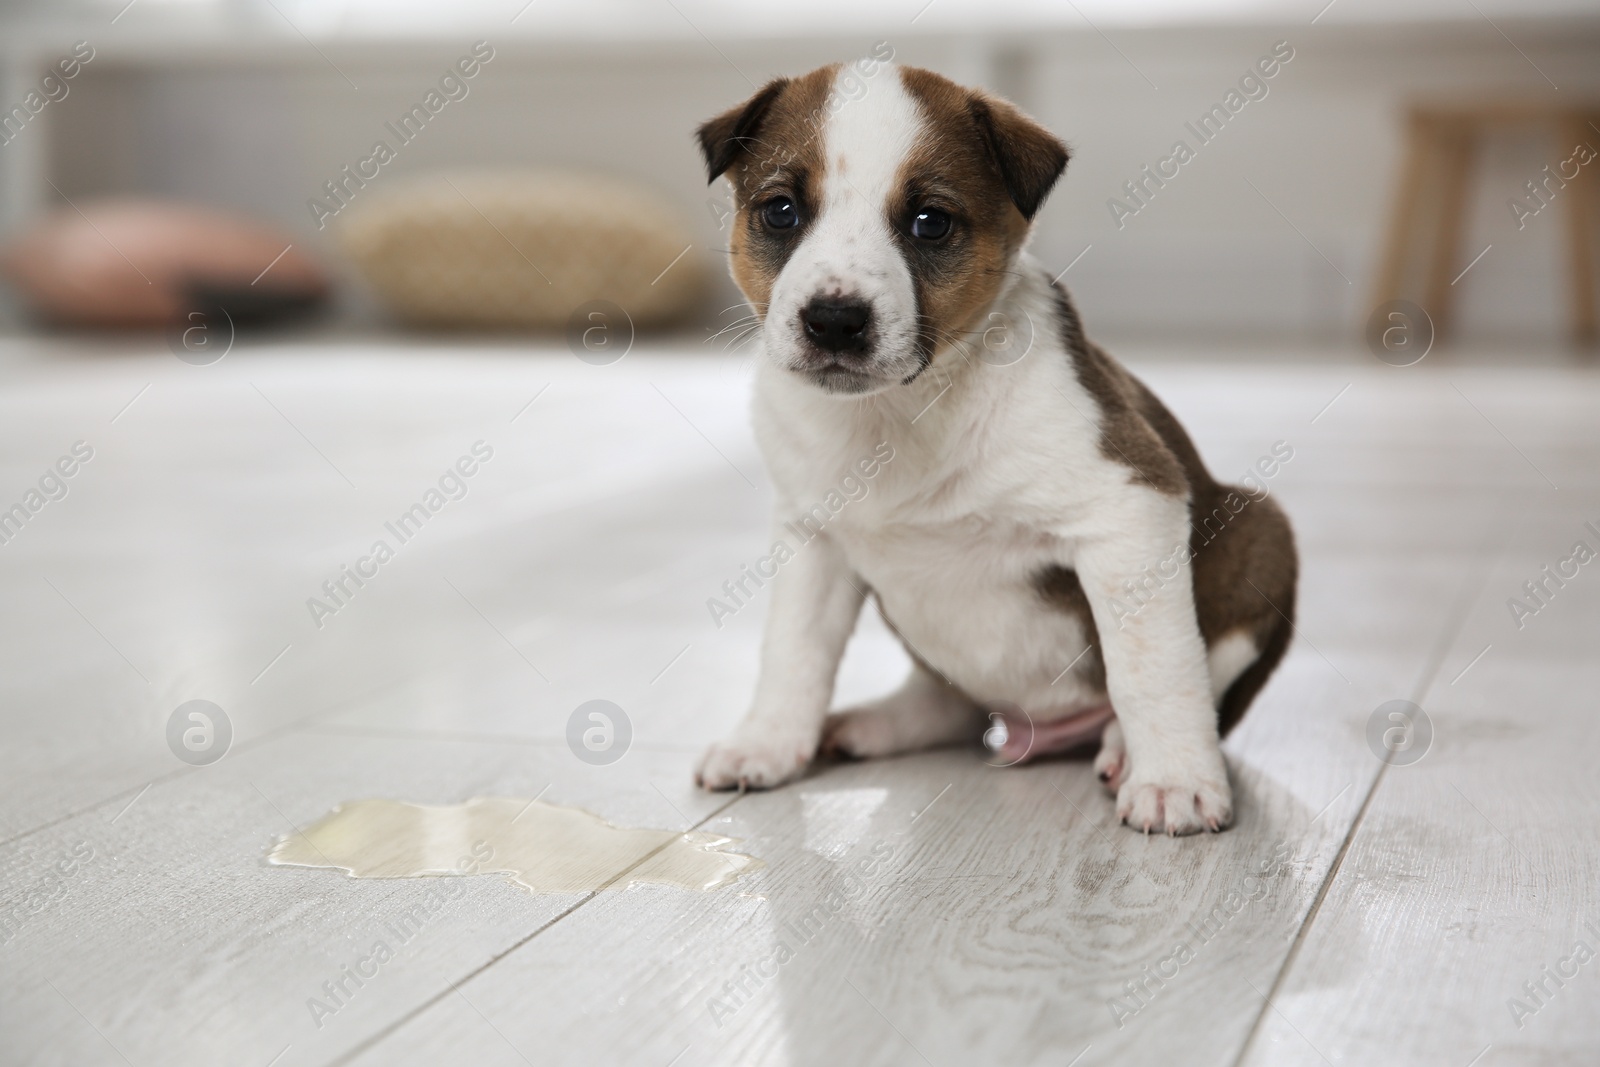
<box><xmin>896</xmin><ymin>68</ymin><xmax>1068</xmax><ymax>368</ymax></box>
<box><xmin>1041</xmin><ymin>279</ymin><xmax>1298</xmax><ymax>733</ymax></box>
<box><xmin>696</xmin><ymin>79</ymin><xmax>791</xmax><ymax>183</ymax></box>
<box><xmin>965</xmin><ymin>95</ymin><xmax>1072</xmax><ymax>220</ymax></box>
<box><xmin>695</xmin><ymin>68</ymin><xmax>838</xmax><ymax>313</ymax></box>
<box><xmin>900</xmin><ymin>69</ymin><xmax>1070</xmax><ymax>222</ymax></box>
<box><xmin>1050</xmin><ymin>283</ymin><xmax>1188</xmax><ymax>496</ymax></box>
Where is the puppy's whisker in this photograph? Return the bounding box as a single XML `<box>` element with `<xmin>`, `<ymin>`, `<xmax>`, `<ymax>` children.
<box><xmin>720</xmin><ymin>322</ymin><xmax>761</xmax><ymax>344</ymax></box>
<box><xmin>706</xmin><ymin>317</ymin><xmax>765</xmax><ymax>344</ymax></box>
<box><xmin>913</xmin><ymin>317</ymin><xmax>979</xmax><ymax>365</ymax></box>
<box><xmin>720</xmin><ymin>324</ymin><xmax>764</xmax><ymax>352</ymax></box>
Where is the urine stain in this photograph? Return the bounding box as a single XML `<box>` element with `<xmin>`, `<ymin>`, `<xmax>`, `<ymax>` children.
<box><xmin>265</xmin><ymin>797</ymin><xmax>761</xmax><ymax>893</ymax></box>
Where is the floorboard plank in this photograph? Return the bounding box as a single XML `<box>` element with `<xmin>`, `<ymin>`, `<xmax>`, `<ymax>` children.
<box><xmin>1240</xmin><ymin>535</ymin><xmax>1600</xmax><ymax>1066</ymax></box>
<box><xmin>0</xmin><ymin>732</ymin><xmax>735</xmax><ymax>1067</ymax></box>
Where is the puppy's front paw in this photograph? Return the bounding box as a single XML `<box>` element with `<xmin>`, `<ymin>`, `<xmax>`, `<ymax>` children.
<box><xmin>695</xmin><ymin>731</ymin><xmax>815</xmax><ymax>791</ymax></box>
<box><xmin>1116</xmin><ymin>767</ymin><xmax>1232</xmax><ymax>836</ymax></box>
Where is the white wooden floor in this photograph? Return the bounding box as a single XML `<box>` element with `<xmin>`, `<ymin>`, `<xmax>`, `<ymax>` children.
<box><xmin>1</xmin><ymin>334</ymin><xmax>1596</xmax><ymax>1067</ymax></box>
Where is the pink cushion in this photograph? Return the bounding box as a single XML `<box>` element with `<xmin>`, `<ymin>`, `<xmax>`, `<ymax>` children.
<box><xmin>0</xmin><ymin>199</ymin><xmax>328</xmax><ymax>328</ymax></box>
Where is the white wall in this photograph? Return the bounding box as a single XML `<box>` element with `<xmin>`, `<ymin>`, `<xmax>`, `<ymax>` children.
<box><xmin>1020</xmin><ymin>23</ymin><xmax>1599</xmax><ymax>344</ymax></box>
<box><xmin>25</xmin><ymin>17</ymin><xmax>1600</xmax><ymax>342</ymax></box>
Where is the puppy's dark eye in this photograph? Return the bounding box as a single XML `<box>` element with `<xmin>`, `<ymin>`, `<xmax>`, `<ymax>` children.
<box><xmin>911</xmin><ymin>208</ymin><xmax>952</xmax><ymax>241</ymax></box>
<box><xmin>761</xmin><ymin>197</ymin><xmax>799</xmax><ymax>230</ymax></box>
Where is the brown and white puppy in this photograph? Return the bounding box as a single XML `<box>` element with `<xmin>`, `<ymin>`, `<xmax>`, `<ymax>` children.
<box><xmin>691</xmin><ymin>61</ymin><xmax>1297</xmax><ymax>835</ymax></box>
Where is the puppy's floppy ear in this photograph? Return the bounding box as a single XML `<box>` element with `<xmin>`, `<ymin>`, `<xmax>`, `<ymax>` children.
<box><xmin>968</xmin><ymin>93</ymin><xmax>1069</xmax><ymax>220</ymax></box>
<box><xmin>696</xmin><ymin>78</ymin><xmax>790</xmax><ymax>184</ymax></box>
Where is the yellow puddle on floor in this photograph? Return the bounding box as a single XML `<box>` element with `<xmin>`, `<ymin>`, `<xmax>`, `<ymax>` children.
<box><xmin>265</xmin><ymin>797</ymin><xmax>761</xmax><ymax>893</ymax></box>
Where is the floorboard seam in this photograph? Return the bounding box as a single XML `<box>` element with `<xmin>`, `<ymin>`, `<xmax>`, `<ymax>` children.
<box><xmin>320</xmin><ymin>792</ymin><xmax>749</xmax><ymax>1067</ymax></box>
<box><xmin>0</xmin><ymin>664</ymin><xmax>517</xmax><ymax>851</ymax></box>
<box><xmin>0</xmin><ymin>715</ymin><xmax>322</xmax><ymax>851</ymax></box>
<box><xmin>1228</xmin><ymin>523</ymin><xmax>1510</xmax><ymax>1066</ymax></box>
<box><xmin>300</xmin><ymin>722</ymin><xmax>703</xmax><ymax>753</ymax></box>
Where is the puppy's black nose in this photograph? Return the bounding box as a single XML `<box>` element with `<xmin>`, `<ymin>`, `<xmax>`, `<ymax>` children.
<box><xmin>801</xmin><ymin>298</ymin><xmax>871</xmax><ymax>354</ymax></box>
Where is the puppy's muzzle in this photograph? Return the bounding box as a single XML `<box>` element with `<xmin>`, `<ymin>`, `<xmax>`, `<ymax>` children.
<box><xmin>801</xmin><ymin>297</ymin><xmax>873</xmax><ymax>357</ymax></box>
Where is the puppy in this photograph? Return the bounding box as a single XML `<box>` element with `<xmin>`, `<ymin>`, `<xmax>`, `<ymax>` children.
<box><xmin>691</xmin><ymin>62</ymin><xmax>1297</xmax><ymax>835</ymax></box>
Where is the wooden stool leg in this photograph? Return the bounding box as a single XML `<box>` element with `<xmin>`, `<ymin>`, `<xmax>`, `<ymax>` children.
<box><xmin>1423</xmin><ymin>123</ymin><xmax>1476</xmax><ymax>341</ymax></box>
<box><xmin>1561</xmin><ymin>115</ymin><xmax>1598</xmax><ymax>346</ymax></box>
<box><xmin>1372</xmin><ymin>113</ymin><xmax>1436</xmax><ymax>315</ymax></box>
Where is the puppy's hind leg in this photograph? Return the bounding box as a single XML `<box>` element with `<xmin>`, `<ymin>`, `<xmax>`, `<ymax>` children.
<box><xmin>822</xmin><ymin>662</ymin><xmax>979</xmax><ymax>760</ymax></box>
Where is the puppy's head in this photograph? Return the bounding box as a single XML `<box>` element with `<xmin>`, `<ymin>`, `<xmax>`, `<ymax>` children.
<box><xmin>698</xmin><ymin>62</ymin><xmax>1068</xmax><ymax>395</ymax></box>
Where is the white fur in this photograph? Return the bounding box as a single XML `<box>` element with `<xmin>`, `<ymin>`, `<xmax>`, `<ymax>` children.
<box><xmin>1207</xmin><ymin>629</ymin><xmax>1259</xmax><ymax>703</ymax></box>
<box><xmin>696</xmin><ymin>66</ymin><xmax>1245</xmax><ymax>835</ymax></box>
<box><xmin>822</xmin><ymin>661</ymin><xmax>979</xmax><ymax>758</ymax></box>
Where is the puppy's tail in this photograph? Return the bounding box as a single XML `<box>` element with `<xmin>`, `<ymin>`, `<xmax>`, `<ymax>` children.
<box><xmin>1213</xmin><ymin>492</ymin><xmax>1297</xmax><ymax>736</ymax></box>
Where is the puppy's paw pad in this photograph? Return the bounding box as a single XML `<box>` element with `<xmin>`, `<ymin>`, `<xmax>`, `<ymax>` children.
<box><xmin>820</xmin><ymin>710</ymin><xmax>899</xmax><ymax>759</ymax></box>
<box><xmin>1116</xmin><ymin>776</ymin><xmax>1232</xmax><ymax>836</ymax></box>
<box><xmin>695</xmin><ymin>736</ymin><xmax>814</xmax><ymax>791</ymax></box>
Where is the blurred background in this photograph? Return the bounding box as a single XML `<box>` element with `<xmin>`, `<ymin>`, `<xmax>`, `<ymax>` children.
<box><xmin>2</xmin><ymin>0</ymin><xmax>1598</xmax><ymax>348</ymax></box>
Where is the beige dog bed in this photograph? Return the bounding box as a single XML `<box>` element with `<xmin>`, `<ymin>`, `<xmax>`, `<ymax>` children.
<box><xmin>337</xmin><ymin>171</ymin><xmax>707</xmax><ymax>330</ymax></box>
